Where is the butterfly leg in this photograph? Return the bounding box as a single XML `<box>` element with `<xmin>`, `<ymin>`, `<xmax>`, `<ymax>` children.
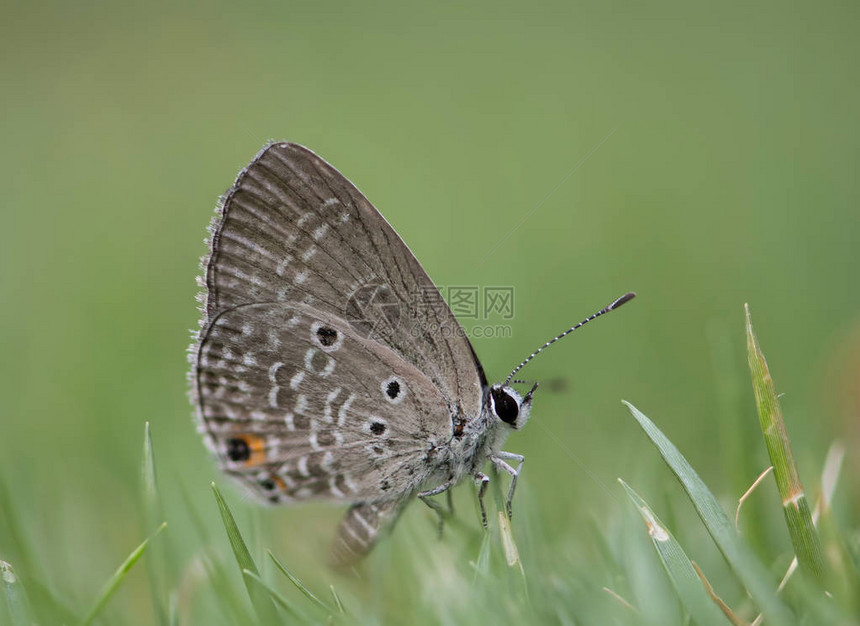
<box><xmin>474</xmin><ymin>472</ymin><xmax>490</xmax><ymax>530</ymax></box>
<box><xmin>418</xmin><ymin>480</ymin><xmax>454</xmax><ymax>538</ymax></box>
<box><xmin>490</xmin><ymin>451</ymin><xmax>525</xmax><ymax>520</ymax></box>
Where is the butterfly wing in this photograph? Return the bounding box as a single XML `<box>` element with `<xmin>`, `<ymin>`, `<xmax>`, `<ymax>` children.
<box><xmin>199</xmin><ymin>142</ymin><xmax>485</xmax><ymax>425</ymax></box>
<box><xmin>330</xmin><ymin>500</ymin><xmax>405</xmax><ymax>569</ymax></box>
<box><xmin>195</xmin><ymin>301</ymin><xmax>454</xmax><ymax>504</ymax></box>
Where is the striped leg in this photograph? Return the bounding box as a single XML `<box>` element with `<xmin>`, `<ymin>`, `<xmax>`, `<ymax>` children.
<box><xmin>490</xmin><ymin>451</ymin><xmax>525</xmax><ymax>520</ymax></box>
<box><xmin>475</xmin><ymin>472</ymin><xmax>490</xmax><ymax>530</ymax></box>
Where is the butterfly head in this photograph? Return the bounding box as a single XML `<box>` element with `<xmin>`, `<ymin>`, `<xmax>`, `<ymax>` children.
<box><xmin>488</xmin><ymin>383</ymin><xmax>537</xmax><ymax>431</ymax></box>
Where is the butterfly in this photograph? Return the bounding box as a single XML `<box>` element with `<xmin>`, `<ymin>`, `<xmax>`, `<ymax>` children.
<box><xmin>190</xmin><ymin>142</ymin><xmax>634</xmax><ymax>567</ymax></box>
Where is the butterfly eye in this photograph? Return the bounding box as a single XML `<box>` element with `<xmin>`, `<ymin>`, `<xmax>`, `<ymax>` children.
<box><xmin>491</xmin><ymin>387</ymin><xmax>519</xmax><ymax>425</ymax></box>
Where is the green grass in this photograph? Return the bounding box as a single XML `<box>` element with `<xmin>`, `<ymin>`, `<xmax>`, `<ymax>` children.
<box><xmin>1</xmin><ymin>307</ymin><xmax>858</xmax><ymax>625</ymax></box>
<box><xmin>3</xmin><ymin>0</ymin><xmax>859</xmax><ymax>622</ymax></box>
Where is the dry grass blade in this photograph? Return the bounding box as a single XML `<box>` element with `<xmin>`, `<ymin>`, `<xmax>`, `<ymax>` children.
<box><xmin>735</xmin><ymin>466</ymin><xmax>773</xmax><ymax>530</ymax></box>
<box><xmin>744</xmin><ymin>304</ymin><xmax>825</xmax><ymax>584</ymax></box>
<box><xmin>601</xmin><ymin>587</ymin><xmax>639</xmax><ymax>615</ymax></box>
<box><xmin>692</xmin><ymin>561</ymin><xmax>749</xmax><ymax>626</ymax></box>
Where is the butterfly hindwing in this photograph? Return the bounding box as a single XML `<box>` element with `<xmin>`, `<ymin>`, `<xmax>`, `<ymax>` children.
<box><xmin>195</xmin><ymin>301</ymin><xmax>454</xmax><ymax>504</ymax></box>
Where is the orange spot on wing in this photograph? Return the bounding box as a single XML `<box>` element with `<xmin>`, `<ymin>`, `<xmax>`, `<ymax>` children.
<box><xmin>243</xmin><ymin>434</ymin><xmax>267</xmax><ymax>467</ymax></box>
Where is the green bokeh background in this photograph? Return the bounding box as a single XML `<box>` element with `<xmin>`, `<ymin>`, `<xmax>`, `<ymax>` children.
<box><xmin>1</xmin><ymin>0</ymin><xmax>858</xmax><ymax>622</ymax></box>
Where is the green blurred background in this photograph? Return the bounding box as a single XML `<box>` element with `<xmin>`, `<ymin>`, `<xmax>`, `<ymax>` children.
<box><xmin>1</xmin><ymin>0</ymin><xmax>858</xmax><ymax>622</ymax></box>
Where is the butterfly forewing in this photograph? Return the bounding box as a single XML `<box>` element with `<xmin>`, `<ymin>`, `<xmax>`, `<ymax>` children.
<box><xmin>201</xmin><ymin>142</ymin><xmax>484</xmax><ymax>420</ymax></box>
<box><xmin>196</xmin><ymin>302</ymin><xmax>454</xmax><ymax>504</ymax></box>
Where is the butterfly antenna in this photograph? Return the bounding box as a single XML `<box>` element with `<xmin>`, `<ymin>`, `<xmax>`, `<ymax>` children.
<box><xmin>504</xmin><ymin>292</ymin><xmax>636</xmax><ymax>386</ymax></box>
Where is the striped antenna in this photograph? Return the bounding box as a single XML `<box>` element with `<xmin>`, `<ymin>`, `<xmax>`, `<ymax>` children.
<box><xmin>504</xmin><ymin>292</ymin><xmax>636</xmax><ymax>385</ymax></box>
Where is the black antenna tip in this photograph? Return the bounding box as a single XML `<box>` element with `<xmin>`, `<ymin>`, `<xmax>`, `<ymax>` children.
<box><xmin>609</xmin><ymin>292</ymin><xmax>636</xmax><ymax>310</ymax></box>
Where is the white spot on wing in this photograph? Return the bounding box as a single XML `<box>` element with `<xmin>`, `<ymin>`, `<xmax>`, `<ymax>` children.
<box><xmin>267</xmin><ymin>329</ymin><xmax>281</xmax><ymax>350</ymax></box>
<box><xmin>268</xmin><ymin>386</ymin><xmax>280</xmax><ymax>408</ymax></box>
<box><xmin>322</xmin><ymin>451</ymin><xmax>334</xmax><ymax>472</ymax></box>
<box><xmin>313</xmin><ymin>223</ymin><xmax>329</xmax><ymax>239</ymax></box>
<box><xmin>268</xmin><ymin>362</ymin><xmax>283</xmax><ymax>383</ymax></box>
<box><xmin>324</xmin><ymin>388</ymin><xmax>342</xmax><ymax>422</ymax></box>
<box><xmin>290</xmin><ymin>371</ymin><xmax>305</xmax><ymax>390</ymax></box>
<box><xmin>329</xmin><ymin>477</ymin><xmax>345</xmax><ymax>498</ymax></box>
<box><xmin>294</xmin><ymin>394</ymin><xmax>309</xmax><ymax>415</ymax></box>
<box><xmin>337</xmin><ymin>393</ymin><xmax>356</xmax><ymax>427</ymax></box>
<box><xmin>343</xmin><ymin>474</ymin><xmax>359</xmax><ymax>493</ymax></box>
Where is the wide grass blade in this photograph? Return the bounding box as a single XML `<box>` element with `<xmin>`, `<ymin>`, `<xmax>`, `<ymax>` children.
<box><xmin>80</xmin><ymin>522</ymin><xmax>166</xmax><ymax>626</ymax></box>
<box><xmin>744</xmin><ymin>304</ymin><xmax>825</xmax><ymax>583</ymax></box>
<box><xmin>624</xmin><ymin>400</ymin><xmax>795</xmax><ymax>625</ymax></box>
<box><xmin>618</xmin><ymin>480</ymin><xmax>728</xmax><ymax>626</ymax></box>
<box><xmin>1</xmin><ymin>560</ymin><xmax>35</xmax><ymax>626</ymax></box>
<box><xmin>210</xmin><ymin>483</ymin><xmax>278</xmax><ymax>623</ymax></box>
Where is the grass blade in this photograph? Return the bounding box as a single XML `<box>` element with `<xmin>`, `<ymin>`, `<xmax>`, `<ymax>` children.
<box><xmin>210</xmin><ymin>483</ymin><xmax>278</xmax><ymax>623</ymax></box>
<box><xmin>744</xmin><ymin>304</ymin><xmax>825</xmax><ymax>583</ymax></box>
<box><xmin>267</xmin><ymin>550</ymin><xmax>331</xmax><ymax>613</ymax></box>
<box><xmin>141</xmin><ymin>422</ymin><xmax>169</xmax><ymax>626</ymax></box>
<box><xmin>624</xmin><ymin>400</ymin><xmax>795</xmax><ymax>624</ymax></box>
<box><xmin>329</xmin><ymin>585</ymin><xmax>346</xmax><ymax>615</ymax></box>
<box><xmin>141</xmin><ymin>422</ymin><xmax>159</xmax><ymax>523</ymax></box>
<box><xmin>1</xmin><ymin>560</ymin><xmax>35</xmax><ymax>626</ymax></box>
<box><xmin>498</xmin><ymin>510</ymin><xmax>520</xmax><ymax>569</ymax></box>
<box><xmin>619</xmin><ymin>479</ymin><xmax>728</xmax><ymax>626</ymax></box>
<box><xmin>471</xmin><ymin>529</ymin><xmax>492</xmax><ymax>582</ymax></box>
<box><xmin>241</xmin><ymin>569</ymin><xmax>306</xmax><ymax>620</ymax></box>
<box><xmin>80</xmin><ymin>522</ymin><xmax>166</xmax><ymax>626</ymax></box>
